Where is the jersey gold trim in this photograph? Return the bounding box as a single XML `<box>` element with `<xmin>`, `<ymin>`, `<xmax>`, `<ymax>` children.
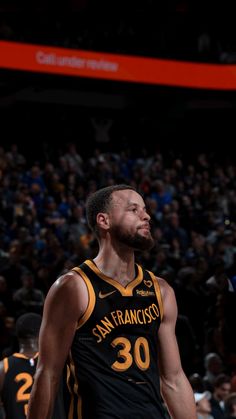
<box><xmin>13</xmin><ymin>352</ymin><xmax>39</xmax><ymax>360</ymax></box>
<box><xmin>84</xmin><ymin>259</ymin><xmax>143</xmax><ymax>296</ymax></box>
<box><xmin>3</xmin><ymin>358</ymin><xmax>8</xmax><ymax>373</ymax></box>
<box><xmin>147</xmin><ymin>271</ymin><xmax>164</xmax><ymax>320</ymax></box>
<box><xmin>72</xmin><ymin>267</ymin><xmax>96</xmax><ymax>330</ymax></box>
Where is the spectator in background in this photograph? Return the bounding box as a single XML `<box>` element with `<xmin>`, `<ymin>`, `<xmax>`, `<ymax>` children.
<box><xmin>210</xmin><ymin>374</ymin><xmax>231</xmax><ymax>419</ymax></box>
<box><xmin>91</xmin><ymin>117</ymin><xmax>113</xmax><ymax>144</ymax></box>
<box><xmin>64</xmin><ymin>142</ymin><xmax>84</xmax><ymax>178</ymax></box>
<box><xmin>151</xmin><ymin>179</ymin><xmax>173</xmax><ymax>212</ymax></box>
<box><xmin>224</xmin><ymin>393</ymin><xmax>236</xmax><ymax>418</ymax></box>
<box><xmin>13</xmin><ymin>271</ymin><xmax>45</xmax><ymax>316</ymax></box>
<box><xmin>194</xmin><ymin>391</ymin><xmax>214</xmax><ymax>419</ymax></box>
<box><xmin>0</xmin><ymin>240</ymin><xmax>26</xmax><ymax>291</ymax></box>
<box><xmin>206</xmin><ymin>258</ymin><xmax>230</xmax><ymax>295</ymax></box>
<box><xmin>25</xmin><ymin>165</ymin><xmax>46</xmax><ymax>192</ymax></box>
<box><xmin>189</xmin><ymin>373</ymin><xmax>206</xmax><ymax>393</ymax></box>
<box><xmin>231</xmin><ymin>371</ymin><xmax>236</xmax><ymax>392</ymax></box>
<box><xmin>203</xmin><ymin>353</ymin><xmax>224</xmax><ymax>392</ymax></box>
<box><xmin>163</xmin><ymin>212</ymin><xmax>189</xmax><ymax>251</ymax></box>
<box><xmin>6</xmin><ymin>144</ymin><xmax>26</xmax><ymax>168</ymax></box>
<box><xmin>0</xmin><ymin>275</ymin><xmax>14</xmax><ymax>315</ymax></box>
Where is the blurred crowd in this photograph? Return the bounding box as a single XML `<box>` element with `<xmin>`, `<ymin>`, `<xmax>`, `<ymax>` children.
<box><xmin>0</xmin><ymin>141</ymin><xmax>236</xmax><ymax>417</ymax></box>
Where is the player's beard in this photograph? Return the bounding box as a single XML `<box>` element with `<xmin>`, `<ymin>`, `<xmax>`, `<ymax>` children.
<box><xmin>111</xmin><ymin>225</ymin><xmax>154</xmax><ymax>251</ymax></box>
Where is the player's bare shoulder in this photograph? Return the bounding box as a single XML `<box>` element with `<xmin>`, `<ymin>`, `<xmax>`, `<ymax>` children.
<box><xmin>155</xmin><ymin>276</ymin><xmax>177</xmax><ymax>319</ymax></box>
<box><xmin>45</xmin><ymin>269</ymin><xmax>89</xmax><ymax>320</ymax></box>
<box><xmin>52</xmin><ymin>269</ymin><xmax>88</xmax><ymax>294</ymax></box>
<box><xmin>157</xmin><ymin>277</ymin><xmax>175</xmax><ymax>299</ymax></box>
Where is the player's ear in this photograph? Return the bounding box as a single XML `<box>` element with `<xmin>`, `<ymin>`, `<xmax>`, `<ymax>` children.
<box><xmin>96</xmin><ymin>213</ymin><xmax>110</xmax><ymax>231</ymax></box>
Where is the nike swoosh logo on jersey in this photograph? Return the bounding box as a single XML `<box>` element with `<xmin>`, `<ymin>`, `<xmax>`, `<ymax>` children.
<box><xmin>99</xmin><ymin>290</ymin><xmax>116</xmax><ymax>299</ymax></box>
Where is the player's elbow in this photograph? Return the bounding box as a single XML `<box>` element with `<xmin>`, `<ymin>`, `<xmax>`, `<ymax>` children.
<box><xmin>160</xmin><ymin>367</ymin><xmax>184</xmax><ymax>394</ymax></box>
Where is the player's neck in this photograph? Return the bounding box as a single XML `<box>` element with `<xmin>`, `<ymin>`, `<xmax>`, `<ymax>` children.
<box><xmin>93</xmin><ymin>247</ymin><xmax>136</xmax><ymax>285</ymax></box>
<box><xmin>19</xmin><ymin>339</ymin><xmax>38</xmax><ymax>358</ymax></box>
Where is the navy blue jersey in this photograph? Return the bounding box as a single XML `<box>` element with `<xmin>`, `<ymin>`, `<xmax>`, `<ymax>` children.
<box><xmin>66</xmin><ymin>259</ymin><xmax>166</xmax><ymax>419</ymax></box>
<box><xmin>2</xmin><ymin>353</ymin><xmax>38</xmax><ymax>419</ymax></box>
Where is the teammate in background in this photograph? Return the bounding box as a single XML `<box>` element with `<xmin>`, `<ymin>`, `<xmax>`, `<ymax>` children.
<box><xmin>0</xmin><ymin>313</ymin><xmax>41</xmax><ymax>419</ymax></box>
<box><xmin>28</xmin><ymin>184</ymin><xmax>197</xmax><ymax>418</ymax></box>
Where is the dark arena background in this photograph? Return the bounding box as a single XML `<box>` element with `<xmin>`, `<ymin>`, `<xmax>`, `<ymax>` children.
<box><xmin>0</xmin><ymin>1</ymin><xmax>236</xmax><ymax>418</ymax></box>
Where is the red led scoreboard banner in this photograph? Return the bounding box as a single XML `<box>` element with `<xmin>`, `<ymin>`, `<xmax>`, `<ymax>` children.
<box><xmin>1</xmin><ymin>40</ymin><xmax>236</xmax><ymax>90</ymax></box>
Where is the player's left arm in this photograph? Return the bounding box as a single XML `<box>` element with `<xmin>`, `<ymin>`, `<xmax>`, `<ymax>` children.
<box><xmin>157</xmin><ymin>278</ymin><xmax>197</xmax><ymax>419</ymax></box>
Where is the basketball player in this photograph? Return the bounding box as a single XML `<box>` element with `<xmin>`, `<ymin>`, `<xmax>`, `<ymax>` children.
<box><xmin>0</xmin><ymin>313</ymin><xmax>41</xmax><ymax>418</ymax></box>
<box><xmin>28</xmin><ymin>185</ymin><xmax>197</xmax><ymax>418</ymax></box>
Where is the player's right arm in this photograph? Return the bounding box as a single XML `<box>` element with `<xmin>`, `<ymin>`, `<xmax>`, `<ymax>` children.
<box><xmin>27</xmin><ymin>271</ymin><xmax>88</xmax><ymax>419</ymax></box>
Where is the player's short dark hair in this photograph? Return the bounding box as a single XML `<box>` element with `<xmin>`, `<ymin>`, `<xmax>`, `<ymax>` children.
<box><xmin>15</xmin><ymin>313</ymin><xmax>42</xmax><ymax>340</ymax></box>
<box><xmin>86</xmin><ymin>184</ymin><xmax>135</xmax><ymax>237</ymax></box>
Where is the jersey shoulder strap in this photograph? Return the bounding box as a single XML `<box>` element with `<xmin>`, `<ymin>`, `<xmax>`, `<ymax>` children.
<box><xmin>145</xmin><ymin>269</ymin><xmax>164</xmax><ymax>320</ymax></box>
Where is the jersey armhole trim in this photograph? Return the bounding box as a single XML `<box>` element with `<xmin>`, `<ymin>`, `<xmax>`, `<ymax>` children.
<box><xmin>147</xmin><ymin>271</ymin><xmax>164</xmax><ymax>321</ymax></box>
<box><xmin>3</xmin><ymin>358</ymin><xmax>8</xmax><ymax>373</ymax></box>
<box><xmin>72</xmin><ymin>266</ymin><xmax>96</xmax><ymax>330</ymax></box>
<box><xmin>12</xmin><ymin>352</ymin><xmax>38</xmax><ymax>360</ymax></box>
